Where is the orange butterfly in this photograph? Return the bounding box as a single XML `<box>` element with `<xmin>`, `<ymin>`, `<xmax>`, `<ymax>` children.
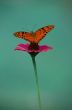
<box><xmin>14</xmin><ymin>25</ymin><xmax>54</xmax><ymax>43</ymax></box>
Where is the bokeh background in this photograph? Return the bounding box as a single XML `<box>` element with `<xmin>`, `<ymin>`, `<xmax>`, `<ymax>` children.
<box><xmin>0</xmin><ymin>0</ymin><xmax>72</xmax><ymax>110</ymax></box>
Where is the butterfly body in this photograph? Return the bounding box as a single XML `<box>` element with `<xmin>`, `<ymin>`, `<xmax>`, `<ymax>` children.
<box><xmin>14</xmin><ymin>25</ymin><xmax>54</xmax><ymax>43</ymax></box>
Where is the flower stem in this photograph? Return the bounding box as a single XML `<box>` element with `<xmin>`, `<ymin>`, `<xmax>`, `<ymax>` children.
<box><xmin>31</xmin><ymin>55</ymin><xmax>42</xmax><ymax>110</ymax></box>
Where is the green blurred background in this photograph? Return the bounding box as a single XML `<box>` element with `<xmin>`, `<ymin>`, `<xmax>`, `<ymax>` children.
<box><xmin>0</xmin><ymin>0</ymin><xmax>72</xmax><ymax>110</ymax></box>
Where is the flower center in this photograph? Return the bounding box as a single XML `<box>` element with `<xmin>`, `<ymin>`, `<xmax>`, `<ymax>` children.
<box><xmin>28</xmin><ymin>43</ymin><xmax>39</xmax><ymax>50</ymax></box>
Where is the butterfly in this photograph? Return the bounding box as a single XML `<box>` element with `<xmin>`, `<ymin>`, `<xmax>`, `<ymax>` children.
<box><xmin>14</xmin><ymin>25</ymin><xmax>54</xmax><ymax>43</ymax></box>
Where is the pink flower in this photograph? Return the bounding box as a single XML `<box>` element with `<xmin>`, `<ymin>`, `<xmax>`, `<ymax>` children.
<box><xmin>15</xmin><ymin>43</ymin><xmax>53</xmax><ymax>54</ymax></box>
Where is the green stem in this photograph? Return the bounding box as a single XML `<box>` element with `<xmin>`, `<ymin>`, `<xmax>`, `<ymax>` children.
<box><xmin>31</xmin><ymin>56</ymin><xmax>42</xmax><ymax>110</ymax></box>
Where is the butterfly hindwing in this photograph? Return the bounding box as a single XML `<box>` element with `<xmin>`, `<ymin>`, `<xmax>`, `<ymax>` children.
<box><xmin>34</xmin><ymin>25</ymin><xmax>54</xmax><ymax>43</ymax></box>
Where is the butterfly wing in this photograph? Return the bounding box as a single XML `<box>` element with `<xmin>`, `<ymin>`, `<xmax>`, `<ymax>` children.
<box><xmin>34</xmin><ymin>25</ymin><xmax>54</xmax><ymax>43</ymax></box>
<box><xmin>14</xmin><ymin>31</ymin><xmax>35</xmax><ymax>43</ymax></box>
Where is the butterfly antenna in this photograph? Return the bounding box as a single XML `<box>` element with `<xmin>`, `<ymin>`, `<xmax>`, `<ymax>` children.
<box><xmin>31</xmin><ymin>24</ymin><xmax>37</xmax><ymax>32</ymax></box>
<box><xmin>21</xmin><ymin>26</ymin><xmax>30</xmax><ymax>32</ymax></box>
<box><xmin>21</xmin><ymin>24</ymin><xmax>37</xmax><ymax>32</ymax></box>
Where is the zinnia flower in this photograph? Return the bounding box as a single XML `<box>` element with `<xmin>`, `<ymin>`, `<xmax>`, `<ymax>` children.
<box><xmin>15</xmin><ymin>43</ymin><xmax>53</xmax><ymax>56</ymax></box>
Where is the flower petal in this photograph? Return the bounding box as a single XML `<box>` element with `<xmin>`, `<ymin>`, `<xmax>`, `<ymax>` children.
<box><xmin>15</xmin><ymin>44</ymin><xmax>29</xmax><ymax>51</ymax></box>
<box><xmin>39</xmin><ymin>45</ymin><xmax>53</xmax><ymax>52</ymax></box>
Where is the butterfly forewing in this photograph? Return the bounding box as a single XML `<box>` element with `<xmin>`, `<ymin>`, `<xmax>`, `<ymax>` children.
<box><xmin>34</xmin><ymin>25</ymin><xmax>54</xmax><ymax>43</ymax></box>
<box><xmin>14</xmin><ymin>31</ymin><xmax>35</xmax><ymax>43</ymax></box>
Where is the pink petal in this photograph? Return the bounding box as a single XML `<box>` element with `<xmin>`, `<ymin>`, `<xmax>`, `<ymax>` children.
<box><xmin>15</xmin><ymin>43</ymin><xmax>53</xmax><ymax>53</ymax></box>
<box><xmin>39</xmin><ymin>45</ymin><xmax>53</xmax><ymax>52</ymax></box>
<box><xmin>15</xmin><ymin>44</ymin><xmax>30</xmax><ymax>52</ymax></box>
